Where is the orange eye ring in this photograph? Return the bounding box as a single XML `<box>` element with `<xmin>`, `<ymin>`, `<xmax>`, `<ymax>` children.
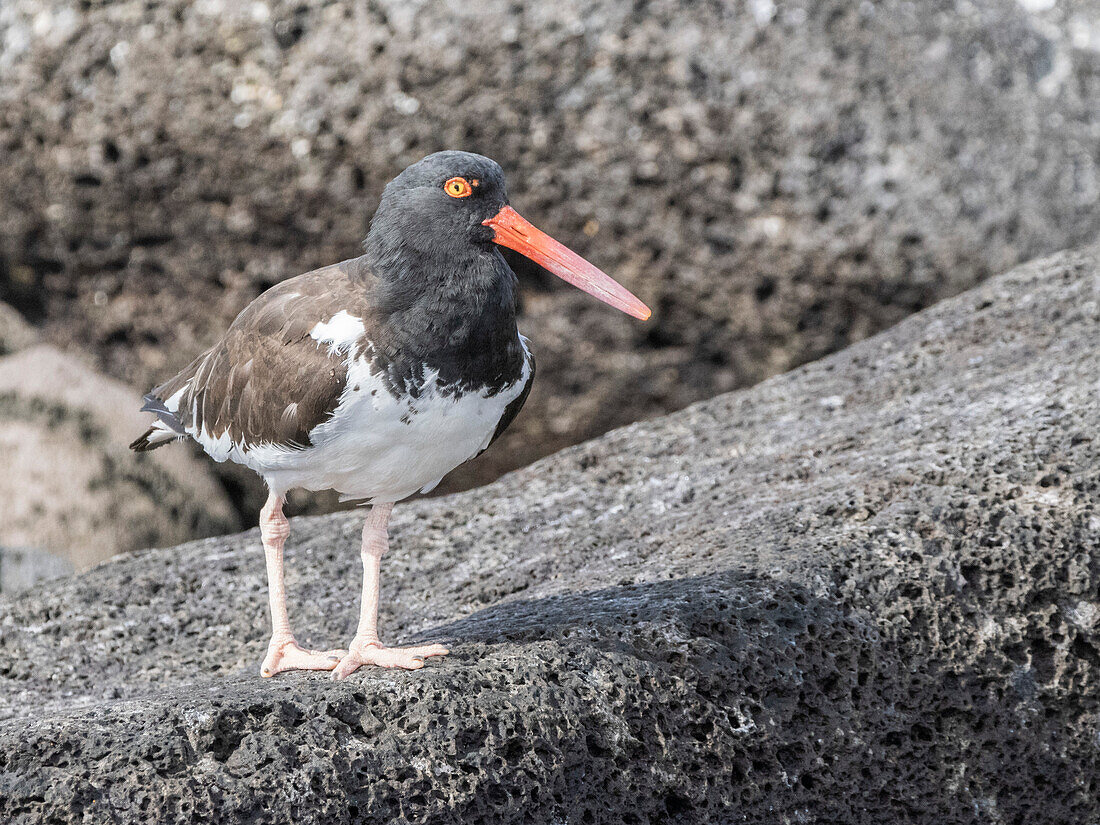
<box><xmin>444</xmin><ymin>177</ymin><xmax>474</xmax><ymax>198</ymax></box>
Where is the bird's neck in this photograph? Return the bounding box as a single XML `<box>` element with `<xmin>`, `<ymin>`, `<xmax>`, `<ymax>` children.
<box><xmin>359</xmin><ymin>241</ymin><xmax>524</xmax><ymax>387</ymax></box>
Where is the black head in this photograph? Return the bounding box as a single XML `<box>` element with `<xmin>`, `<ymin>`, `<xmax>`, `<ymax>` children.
<box><xmin>365</xmin><ymin>150</ymin><xmax>651</xmax><ymax>320</ymax></box>
<box><xmin>365</xmin><ymin>151</ymin><xmax>507</xmax><ymax>264</ymax></box>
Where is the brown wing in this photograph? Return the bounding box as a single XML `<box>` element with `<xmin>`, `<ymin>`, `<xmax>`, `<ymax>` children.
<box><xmin>138</xmin><ymin>260</ymin><xmax>376</xmax><ymax>451</ymax></box>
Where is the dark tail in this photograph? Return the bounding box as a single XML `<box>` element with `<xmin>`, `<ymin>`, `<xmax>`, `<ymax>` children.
<box><xmin>129</xmin><ymin>427</ymin><xmax>171</xmax><ymax>452</ymax></box>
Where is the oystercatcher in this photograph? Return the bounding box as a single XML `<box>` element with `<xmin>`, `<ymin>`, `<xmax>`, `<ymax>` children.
<box><xmin>131</xmin><ymin>151</ymin><xmax>650</xmax><ymax>679</ymax></box>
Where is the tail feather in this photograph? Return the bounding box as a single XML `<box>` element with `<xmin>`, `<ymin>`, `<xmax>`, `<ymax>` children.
<box><xmin>129</xmin><ymin>426</ymin><xmax>177</xmax><ymax>452</ymax></box>
<box><xmin>130</xmin><ymin>392</ymin><xmax>186</xmax><ymax>452</ymax></box>
<box><xmin>140</xmin><ymin>393</ymin><xmax>186</xmax><ymax>434</ymax></box>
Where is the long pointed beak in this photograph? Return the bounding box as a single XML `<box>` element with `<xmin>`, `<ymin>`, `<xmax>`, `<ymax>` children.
<box><xmin>484</xmin><ymin>206</ymin><xmax>651</xmax><ymax>320</ymax></box>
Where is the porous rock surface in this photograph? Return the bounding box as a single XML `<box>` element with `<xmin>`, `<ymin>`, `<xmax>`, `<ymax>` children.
<box><xmin>0</xmin><ymin>345</ymin><xmax>239</xmax><ymax>570</ymax></box>
<box><xmin>2</xmin><ymin>0</ymin><xmax>1099</xmax><ymax>508</ymax></box>
<box><xmin>1</xmin><ymin>248</ymin><xmax>1098</xmax><ymax>822</ymax></box>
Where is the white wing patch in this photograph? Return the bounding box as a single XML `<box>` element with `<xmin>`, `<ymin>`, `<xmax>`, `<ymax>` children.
<box><xmin>309</xmin><ymin>310</ymin><xmax>366</xmax><ymax>355</ymax></box>
<box><xmin>163</xmin><ymin>385</ymin><xmax>187</xmax><ymax>414</ymax></box>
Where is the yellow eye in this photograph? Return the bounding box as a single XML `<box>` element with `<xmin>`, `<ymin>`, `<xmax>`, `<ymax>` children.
<box><xmin>444</xmin><ymin>177</ymin><xmax>473</xmax><ymax>198</ymax></box>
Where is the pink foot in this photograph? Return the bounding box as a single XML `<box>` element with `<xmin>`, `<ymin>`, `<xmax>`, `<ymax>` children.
<box><xmin>331</xmin><ymin>639</ymin><xmax>449</xmax><ymax>680</ymax></box>
<box><xmin>261</xmin><ymin>636</ymin><xmax>346</xmax><ymax>677</ymax></box>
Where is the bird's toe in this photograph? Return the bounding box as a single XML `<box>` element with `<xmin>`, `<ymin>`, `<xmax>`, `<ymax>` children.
<box><xmin>329</xmin><ymin>640</ymin><xmax>449</xmax><ymax>679</ymax></box>
<box><xmin>260</xmin><ymin>638</ymin><xmax>345</xmax><ymax>677</ymax></box>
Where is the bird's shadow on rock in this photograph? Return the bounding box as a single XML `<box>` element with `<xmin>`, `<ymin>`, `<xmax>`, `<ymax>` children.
<box><xmin>407</xmin><ymin>568</ymin><xmax>892</xmax><ymax>716</ymax></box>
<box><xmin>419</xmin><ymin>568</ymin><xmax>876</xmax><ymax>651</ymax></box>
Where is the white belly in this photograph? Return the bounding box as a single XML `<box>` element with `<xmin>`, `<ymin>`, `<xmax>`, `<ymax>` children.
<box><xmin>224</xmin><ymin>345</ymin><xmax>531</xmax><ymax>503</ymax></box>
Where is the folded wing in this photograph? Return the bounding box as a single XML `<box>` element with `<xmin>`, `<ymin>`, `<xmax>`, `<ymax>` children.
<box><xmin>130</xmin><ymin>263</ymin><xmax>373</xmax><ymax>454</ymax></box>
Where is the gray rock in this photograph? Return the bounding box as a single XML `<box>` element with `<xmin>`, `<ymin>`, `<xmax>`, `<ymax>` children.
<box><xmin>1</xmin><ymin>0</ymin><xmax>1098</xmax><ymax>507</ymax></box>
<box><xmin>0</xmin><ymin>302</ymin><xmax>37</xmax><ymax>355</ymax></box>
<box><xmin>0</xmin><ymin>345</ymin><xmax>240</xmax><ymax>569</ymax></box>
<box><xmin>1</xmin><ymin>247</ymin><xmax>1098</xmax><ymax>823</ymax></box>
<box><xmin>0</xmin><ymin>545</ymin><xmax>72</xmax><ymax>595</ymax></box>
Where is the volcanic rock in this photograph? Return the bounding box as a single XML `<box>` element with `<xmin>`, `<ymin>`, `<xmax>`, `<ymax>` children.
<box><xmin>0</xmin><ymin>247</ymin><xmax>1097</xmax><ymax>822</ymax></box>
<box><xmin>1</xmin><ymin>0</ymin><xmax>1098</xmax><ymax>511</ymax></box>
<box><xmin>0</xmin><ymin>345</ymin><xmax>239</xmax><ymax>570</ymax></box>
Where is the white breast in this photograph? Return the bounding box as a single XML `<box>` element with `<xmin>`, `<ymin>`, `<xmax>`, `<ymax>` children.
<box><xmin>219</xmin><ymin>338</ymin><xmax>532</xmax><ymax>503</ymax></box>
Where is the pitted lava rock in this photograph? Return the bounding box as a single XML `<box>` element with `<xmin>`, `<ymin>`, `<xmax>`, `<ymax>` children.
<box><xmin>1</xmin><ymin>248</ymin><xmax>1098</xmax><ymax>822</ymax></box>
<box><xmin>1</xmin><ymin>0</ymin><xmax>1098</xmax><ymax>517</ymax></box>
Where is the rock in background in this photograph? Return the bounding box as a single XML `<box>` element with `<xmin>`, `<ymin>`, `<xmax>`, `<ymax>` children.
<box><xmin>0</xmin><ymin>345</ymin><xmax>239</xmax><ymax>570</ymax></box>
<box><xmin>0</xmin><ymin>545</ymin><xmax>72</xmax><ymax>595</ymax></box>
<box><xmin>0</xmin><ymin>0</ymin><xmax>1097</xmax><ymax>517</ymax></box>
<box><xmin>0</xmin><ymin>301</ymin><xmax>37</xmax><ymax>355</ymax></box>
<box><xmin>0</xmin><ymin>247</ymin><xmax>1097</xmax><ymax>823</ymax></box>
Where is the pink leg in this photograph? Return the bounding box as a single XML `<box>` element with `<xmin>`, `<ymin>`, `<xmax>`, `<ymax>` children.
<box><xmin>331</xmin><ymin>503</ymin><xmax>449</xmax><ymax>680</ymax></box>
<box><xmin>259</xmin><ymin>492</ymin><xmax>345</xmax><ymax>677</ymax></box>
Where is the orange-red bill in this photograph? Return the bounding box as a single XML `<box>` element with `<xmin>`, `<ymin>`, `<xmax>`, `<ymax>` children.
<box><xmin>484</xmin><ymin>206</ymin><xmax>651</xmax><ymax>321</ymax></box>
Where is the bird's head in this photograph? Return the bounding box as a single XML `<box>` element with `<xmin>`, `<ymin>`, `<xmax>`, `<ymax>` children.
<box><xmin>365</xmin><ymin>151</ymin><xmax>651</xmax><ymax>320</ymax></box>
